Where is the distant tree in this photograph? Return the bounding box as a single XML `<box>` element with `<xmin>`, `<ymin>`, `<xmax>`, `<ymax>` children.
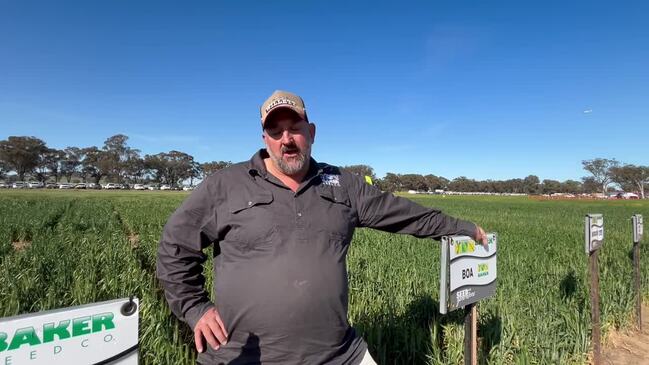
<box><xmin>581</xmin><ymin>176</ymin><xmax>600</xmax><ymax>194</ymax></box>
<box><xmin>448</xmin><ymin>176</ymin><xmax>478</xmax><ymax>192</ymax></box>
<box><xmin>145</xmin><ymin>151</ymin><xmax>196</xmax><ymax>187</ymax></box>
<box><xmin>610</xmin><ymin>164</ymin><xmax>649</xmax><ymax>199</ymax></box>
<box><xmin>379</xmin><ymin>173</ymin><xmax>402</xmax><ymax>192</ymax></box>
<box><xmin>0</xmin><ymin>160</ymin><xmax>8</xmax><ymax>180</ymax></box>
<box><xmin>0</xmin><ymin>136</ymin><xmax>48</xmax><ymax>181</ymax></box>
<box><xmin>541</xmin><ymin>179</ymin><xmax>562</xmax><ymax>194</ymax></box>
<box><xmin>201</xmin><ymin>161</ymin><xmax>233</xmax><ymax>178</ymax></box>
<box><xmin>189</xmin><ymin>161</ymin><xmax>202</xmax><ymax>187</ymax></box>
<box><xmin>81</xmin><ymin>146</ymin><xmax>111</xmax><ymax>184</ymax></box>
<box><xmin>582</xmin><ymin>158</ymin><xmax>619</xmax><ymax>194</ymax></box>
<box><xmin>102</xmin><ymin>134</ymin><xmax>139</xmax><ymax>183</ymax></box>
<box><xmin>400</xmin><ymin>174</ymin><xmax>428</xmax><ymax>191</ymax></box>
<box><xmin>423</xmin><ymin>174</ymin><xmax>448</xmax><ymax>191</ymax></box>
<box><xmin>341</xmin><ymin>164</ymin><xmax>377</xmax><ymax>182</ymax></box>
<box><xmin>61</xmin><ymin>147</ymin><xmax>82</xmax><ymax>182</ymax></box>
<box><xmin>38</xmin><ymin>148</ymin><xmax>65</xmax><ymax>182</ymax></box>
<box><xmin>523</xmin><ymin>175</ymin><xmax>540</xmax><ymax>195</ymax></box>
<box><xmin>561</xmin><ymin>180</ymin><xmax>582</xmax><ymax>194</ymax></box>
<box><xmin>124</xmin><ymin>153</ymin><xmax>146</xmax><ymax>184</ymax></box>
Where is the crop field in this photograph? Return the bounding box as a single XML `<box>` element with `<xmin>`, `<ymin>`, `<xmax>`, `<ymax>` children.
<box><xmin>1</xmin><ymin>190</ymin><xmax>648</xmax><ymax>364</ymax></box>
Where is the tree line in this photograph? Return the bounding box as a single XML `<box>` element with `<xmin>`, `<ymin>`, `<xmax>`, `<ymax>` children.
<box><xmin>0</xmin><ymin>135</ymin><xmax>231</xmax><ymax>187</ymax></box>
<box><xmin>1</xmin><ymin>136</ymin><xmax>647</xmax><ymax>196</ymax></box>
<box><xmin>341</xmin><ymin>159</ymin><xmax>648</xmax><ymax>198</ymax></box>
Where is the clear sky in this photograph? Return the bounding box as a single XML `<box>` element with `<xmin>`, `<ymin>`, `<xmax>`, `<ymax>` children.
<box><xmin>2</xmin><ymin>1</ymin><xmax>648</xmax><ymax>181</ymax></box>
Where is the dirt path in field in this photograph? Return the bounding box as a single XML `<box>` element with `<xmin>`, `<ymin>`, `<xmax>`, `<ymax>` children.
<box><xmin>601</xmin><ymin>304</ymin><xmax>649</xmax><ymax>364</ymax></box>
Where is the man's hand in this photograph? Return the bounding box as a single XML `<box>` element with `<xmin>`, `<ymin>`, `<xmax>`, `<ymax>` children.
<box><xmin>194</xmin><ymin>307</ymin><xmax>229</xmax><ymax>353</ymax></box>
<box><xmin>475</xmin><ymin>225</ymin><xmax>488</xmax><ymax>249</ymax></box>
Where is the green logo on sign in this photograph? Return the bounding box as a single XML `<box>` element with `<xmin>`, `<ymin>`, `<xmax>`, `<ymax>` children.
<box><xmin>0</xmin><ymin>312</ymin><xmax>115</xmax><ymax>352</ymax></box>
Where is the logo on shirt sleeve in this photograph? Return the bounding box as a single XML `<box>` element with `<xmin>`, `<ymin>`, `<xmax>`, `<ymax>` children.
<box><xmin>321</xmin><ymin>174</ymin><xmax>340</xmax><ymax>187</ymax></box>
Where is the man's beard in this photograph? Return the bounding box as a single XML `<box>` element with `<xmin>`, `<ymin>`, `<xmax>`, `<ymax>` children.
<box><xmin>268</xmin><ymin>144</ymin><xmax>310</xmax><ymax>176</ymax></box>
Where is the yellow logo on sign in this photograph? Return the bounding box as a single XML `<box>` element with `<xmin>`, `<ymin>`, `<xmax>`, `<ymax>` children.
<box><xmin>455</xmin><ymin>240</ymin><xmax>476</xmax><ymax>255</ymax></box>
<box><xmin>477</xmin><ymin>263</ymin><xmax>489</xmax><ymax>277</ymax></box>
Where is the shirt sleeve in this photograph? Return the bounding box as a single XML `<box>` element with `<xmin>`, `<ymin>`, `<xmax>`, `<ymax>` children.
<box><xmin>347</xmin><ymin>173</ymin><xmax>476</xmax><ymax>240</ymax></box>
<box><xmin>156</xmin><ymin>179</ymin><xmax>219</xmax><ymax>330</ymax></box>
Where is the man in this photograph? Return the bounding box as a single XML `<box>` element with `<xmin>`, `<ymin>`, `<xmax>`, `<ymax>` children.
<box><xmin>156</xmin><ymin>90</ymin><xmax>488</xmax><ymax>364</ymax></box>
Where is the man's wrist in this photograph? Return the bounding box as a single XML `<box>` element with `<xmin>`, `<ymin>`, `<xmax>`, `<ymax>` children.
<box><xmin>185</xmin><ymin>301</ymin><xmax>216</xmax><ymax>330</ymax></box>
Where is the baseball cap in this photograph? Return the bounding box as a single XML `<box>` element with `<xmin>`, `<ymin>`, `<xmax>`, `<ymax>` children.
<box><xmin>260</xmin><ymin>90</ymin><xmax>308</xmax><ymax>128</ymax></box>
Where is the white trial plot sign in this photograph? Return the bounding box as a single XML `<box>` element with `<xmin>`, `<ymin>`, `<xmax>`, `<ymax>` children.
<box><xmin>585</xmin><ymin>214</ymin><xmax>604</xmax><ymax>253</ymax></box>
<box><xmin>0</xmin><ymin>298</ymin><xmax>138</xmax><ymax>365</ymax></box>
<box><xmin>440</xmin><ymin>233</ymin><xmax>497</xmax><ymax>314</ymax></box>
<box><xmin>633</xmin><ymin>214</ymin><xmax>643</xmax><ymax>243</ymax></box>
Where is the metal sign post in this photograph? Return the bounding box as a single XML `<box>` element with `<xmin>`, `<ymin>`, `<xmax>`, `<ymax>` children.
<box><xmin>440</xmin><ymin>233</ymin><xmax>497</xmax><ymax>365</ymax></box>
<box><xmin>632</xmin><ymin>214</ymin><xmax>643</xmax><ymax>330</ymax></box>
<box><xmin>585</xmin><ymin>214</ymin><xmax>603</xmax><ymax>365</ymax></box>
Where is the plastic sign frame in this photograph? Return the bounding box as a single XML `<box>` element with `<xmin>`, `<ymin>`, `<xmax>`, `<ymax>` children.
<box><xmin>440</xmin><ymin>233</ymin><xmax>497</xmax><ymax>314</ymax></box>
<box><xmin>633</xmin><ymin>214</ymin><xmax>643</xmax><ymax>243</ymax></box>
<box><xmin>585</xmin><ymin>214</ymin><xmax>604</xmax><ymax>254</ymax></box>
<box><xmin>0</xmin><ymin>297</ymin><xmax>138</xmax><ymax>365</ymax></box>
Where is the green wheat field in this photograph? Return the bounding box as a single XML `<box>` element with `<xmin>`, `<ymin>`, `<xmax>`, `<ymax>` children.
<box><xmin>1</xmin><ymin>190</ymin><xmax>648</xmax><ymax>364</ymax></box>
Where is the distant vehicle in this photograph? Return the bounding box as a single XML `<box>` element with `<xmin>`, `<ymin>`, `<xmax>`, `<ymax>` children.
<box><xmin>147</xmin><ymin>184</ymin><xmax>159</xmax><ymax>190</ymax></box>
<box><xmin>182</xmin><ymin>186</ymin><xmax>194</xmax><ymax>191</ymax></box>
<box><xmin>0</xmin><ymin>182</ymin><xmax>7</xmax><ymax>188</ymax></box>
<box><xmin>75</xmin><ymin>183</ymin><xmax>87</xmax><ymax>189</ymax></box>
<box><xmin>133</xmin><ymin>184</ymin><xmax>146</xmax><ymax>190</ymax></box>
<box><xmin>12</xmin><ymin>182</ymin><xmax>26</xmax><ymax>189</ymax></box>
<box><xmin>45</xmin><ymin>183</ymin><xmax>59</xmax><ymax>189</ymax></box>
<box><xmin>103</xmin><ymin>183</ymin><xmax>119</xmax><ymax>190</ymax></box>
<box><xmin>87</xmin><ymin>183</ymin><xmax>100</xmax><ymax>189</ymax></box>
<box><xmin>26</xmin><ymin>181</ymin><xmax>44</xmax><ymax>188</ymax></box>
<box><xmin>59</xmin><ymin>183</ymin><xmax>74</xmax><ymax>189</ymax></box>
<box><xmin>160</xmin><ymin>184</ymin><xmax>172</xmax><ymax>190</ymax></box>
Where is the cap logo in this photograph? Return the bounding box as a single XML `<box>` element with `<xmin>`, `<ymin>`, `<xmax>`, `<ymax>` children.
<box><xmin>265</xmin><ymin>98</ymin><xmax>297</xmax><ymax>113</ymax></box>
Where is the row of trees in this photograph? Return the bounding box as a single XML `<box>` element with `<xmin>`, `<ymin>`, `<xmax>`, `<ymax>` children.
<box><xmin>341</xmin><ymin>159</ymin><xmax>649</xmax><ymax>198</ymax></box>
<box><xmin>1</xmin><ymin>136</ymin><xmax>646</xmax><ymax>196</ymax></box>
<box><xmin>0</xmin><ymin>135</ymin><xmax>231</xmax><ymax>187</ymax></box>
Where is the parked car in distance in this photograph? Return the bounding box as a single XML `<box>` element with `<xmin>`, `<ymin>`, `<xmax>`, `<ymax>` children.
<box><xmin>103</xmin><ymin>183</ymin><xmax>119</xmax><ymax>190</ymax></box>
<box><xmin>146</xmin><ymin>184</ymin><xmax>159</xmax><ymax>190</ymax></box>
<box><xmin>59</xmin><ymin>183</ymin><xmax>74</xmax><ymax>189</ymax></box>
<box><xmin>12</xmin><ymin>182</ymin><xmax>27</xmax><ymax>189</ymax></box>
<box><xmin>45</xmin><ymin>183</ymin><xmax>59</xmax><ymax>189</ymax></box>
<box><xmin>86</xmin><ymin>183</ymin><xmax>100</xmax><ymax>189</ymax></box>
<box><xmin>0</xmin><ymin>182</ymin><xmax>7</xmax><ymax>188</ymax></box>
<box><xmin>133</xmin><ymin>184</ymin><xmax>146</xmax><ymax>190</ymax></box>
<box><xmin>75</xmin><ymin>183</ymin><xmax>87</xmax><ymax>189</ymax></box>
<box><xmin>26</xmin><ymin>181</ymin><xmax>44</xmax><ymax>188</ymax></box>
<box><xmin>182</xmin><ymin>186</ymin><xmax>194</xmax><ymax>191</ymax></box>
<box><xmin>160</xmin><ymin>184</ymin><xmax>172</xmax><ymax>190</ymax></box>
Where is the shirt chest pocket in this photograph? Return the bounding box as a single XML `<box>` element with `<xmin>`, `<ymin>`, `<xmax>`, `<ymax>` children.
<box><xmin>316</xmin><ymin>185</ymin><xmax>354</xmax><ymax>242</ymax></box>
<box><xmin>227</xmin><ymin>190</ymin><xmax>277</xmax><ymax>250</ymax></box>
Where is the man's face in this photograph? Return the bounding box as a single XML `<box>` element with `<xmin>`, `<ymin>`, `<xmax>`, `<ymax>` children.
<box><xmin>262</xmin><ymin>109</ymin><xmax>316</xmax><ymax>176</ymax></box>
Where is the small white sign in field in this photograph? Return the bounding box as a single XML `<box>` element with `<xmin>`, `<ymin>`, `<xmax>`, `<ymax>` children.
<box><xmin>585</xmin><ymin>214</ymin><xmax>604</xmax><ymax>253</ymax></box>
<box><xmin>0</xmin><ymin>298</ymin><xmax>138</xmax><ymax>365</ymax></box>
<box><xmin>633</xmin><ymin>214</ymin><xmax>643</xmax><ymax>243</ymax></box>
<box><xmin>440</xmin><ymin>233</ymin><xmax>497</xmax><ymax>314</ymax></box>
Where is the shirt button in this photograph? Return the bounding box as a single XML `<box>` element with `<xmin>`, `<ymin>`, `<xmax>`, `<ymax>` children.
<box><xmin>297</xmin><ymin>212</ymin><xmax>302</xmax><ymax>217</ymax></box>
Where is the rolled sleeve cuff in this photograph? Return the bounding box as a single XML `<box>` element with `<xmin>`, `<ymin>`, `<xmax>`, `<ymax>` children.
<box><xmin>457</xmin><ymin>220</ymin><xmax>477</xmax><ymax>238</ymax></box>
<box><xmin>185</xmin><ymin>301</ymin><xmax>215</xmax><ymax>330</ymax></box>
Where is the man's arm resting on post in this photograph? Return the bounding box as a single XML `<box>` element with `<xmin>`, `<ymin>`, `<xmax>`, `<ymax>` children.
<box><xmin>348</xmin><ymin>173</ymin><xmax>488</xmax><ymax>245</ymax></box>
<box><xmin>156</xmin><ymin>180</ymin><xmax>228</xmax><ymax>352</ymax></box>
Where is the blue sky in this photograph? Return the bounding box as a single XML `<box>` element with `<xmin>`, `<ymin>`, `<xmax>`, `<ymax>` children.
<box><xmin>2</xmin><ymin>1</ymin><xmax>648</xmax><ymax>181</ymax></box>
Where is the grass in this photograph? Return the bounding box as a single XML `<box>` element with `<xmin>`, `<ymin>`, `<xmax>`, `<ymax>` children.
<box><xmin>1</xmin><ymin>190</ymin><xmax>648</xmax><ymax>364</ymax></box>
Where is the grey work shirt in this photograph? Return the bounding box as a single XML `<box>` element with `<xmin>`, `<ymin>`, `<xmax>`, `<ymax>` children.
<box><xmin>156</xmin><ymin>149</ymin><xmax>476</xmax><ymax>365</ymax></box>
